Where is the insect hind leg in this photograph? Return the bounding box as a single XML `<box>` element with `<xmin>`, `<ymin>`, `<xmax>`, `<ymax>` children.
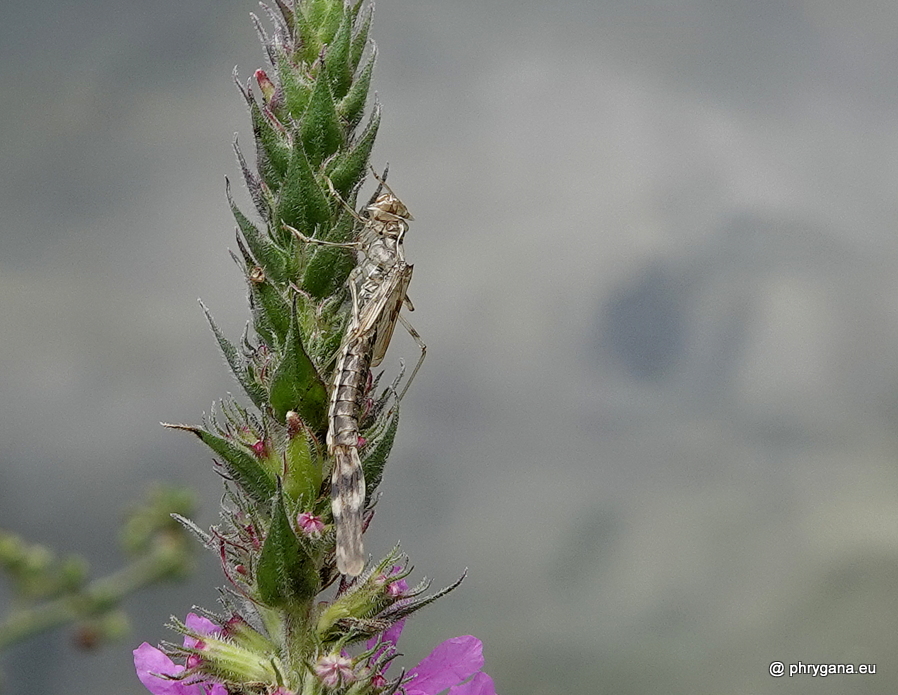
<box><xmin>396</xmin><ymin>313</ymin><xmax>426</xmax><ymax>401</ymax></box>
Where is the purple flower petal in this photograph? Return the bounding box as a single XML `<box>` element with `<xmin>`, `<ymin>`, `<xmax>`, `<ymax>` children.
<box><xmin>448</xmin><ymin>672</ymin><xmax>497</xmax><ymax>695</ymax></box>
<box><xmin>366</xmin><ymin>619</ymin><xmax>406</xmax><ymax>655</ymax></box>
<box><xmin>185</xmin><ymin>613</ymin><xmax>219</xmax><ymax>636</ymax></box>
<box><xmin>183</xmin><ymin>612</ymin><xmax>220</xmax><ymax>649</ymax></box>
<box><xmin>133</xmin><ymin>642</ymin><xmax>189</xmax><ymax>695</ymax></box>
<box><xmin>135</xmin><ymin>637</ymin><xmax>228</xmax><ymax>695</ymax></box>
<box><xmin>383</xmin><ymin>620</ymin><xmax>405</xmax><ymax>646</ymax></box>
<box><xmin>406</xmin><ymin>636</ymin><xmax>484</xmax><ymax>695</ymax></box>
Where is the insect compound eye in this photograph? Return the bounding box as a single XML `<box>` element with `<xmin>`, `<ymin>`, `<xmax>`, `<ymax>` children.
<box><xmin>372</xmin><ymin>193</ymin><xmax>392</xmax><ymax>209</ymax></box>
<box><xmin>391</xmin><ymin>200</ymin><xmax>411</xmax><ymax>219</ymax></box>
<box><xmin>378</xmin><ymin>193</ymin><xmax>407</xmax><ymax>216</ymax></box>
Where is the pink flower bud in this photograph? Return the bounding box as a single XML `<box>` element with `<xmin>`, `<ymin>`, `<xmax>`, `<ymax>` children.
<box><xmin>314</xmin><ymin>653</ymin><xmax>356</xmax><ymax>688</ymax></box>
<box><xmin>297</xmin><ymin>512</ymin><xmax>325</xmax><ymax>538</ymax></box>
<box><xmin>375</xmin><ymin>565</ymin><xmax>408</xmax><ymax>596</ymax></box>
<box><xmin>186</xmin><ymin>650</ymin><xmax>205</xmax><ymax>669</ymax></box>
<box><xmin>387</xmin><ymin>578</ymin><xmax>408</xmax><ymax>597</ymax></box>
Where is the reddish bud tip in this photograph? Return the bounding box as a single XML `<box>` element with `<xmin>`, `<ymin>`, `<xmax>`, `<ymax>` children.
<box><xmin>286</xmin><ymin>410</ymin><xmax>303</xmax><ymax>437</ymax></box>
<box><xmin>254</xmin><ymin>69</ymin><xmax>276</xmax><ymax>102</ymax></box>
<box><xmin>223</xmin><ymin>614</ymin><xmax>249</xmax><ymax>633</ymax></box>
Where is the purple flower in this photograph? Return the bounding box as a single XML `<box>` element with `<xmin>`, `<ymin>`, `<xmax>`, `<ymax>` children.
<box><xmin>133</xmin><ymin>613</ymin><xmax>227</xmax><ymax>695</ymax></box>
<box><xmin>367</xmin><ymin>622</ymin><xmax>497</xmax><ymax>695</ymax></box>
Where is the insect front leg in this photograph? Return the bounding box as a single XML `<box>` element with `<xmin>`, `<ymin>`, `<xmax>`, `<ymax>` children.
<box><xmin>283</xmin><ymin>222</ymin><xmax>360</xmax><ymax>250</ymax></box>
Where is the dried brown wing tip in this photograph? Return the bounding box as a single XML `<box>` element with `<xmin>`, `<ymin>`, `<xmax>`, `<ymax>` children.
<box><xmin>332</xmin><ymin>446</ymin><xmax>366</xmax><ymax>576</ymax></box>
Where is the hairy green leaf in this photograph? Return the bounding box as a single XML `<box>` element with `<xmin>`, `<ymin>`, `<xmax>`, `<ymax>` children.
<box><xmin>324</xmin><ymin>6</ymin><xmax>354</xmax><ymax>99</ymax></box>
<box><xmin>349</xmin><ymin>3</ymin><xmax>372</xmax><ymax>73</ymax></box>
<box><xmin>251</xmin><ymin>100</ymin><xmax>291</xmax><ymax>187</ymax></box>
<box><xmin>256</xmin><ymin>488</ymin><xmax>318</xmax><ymax>606</ymax></box>
<box><xmin>338</xmin><ymin>52</ymin><xmax>374</xmax><ymax>131</ymax></box>
<box><xmin>165</xmin><ymin>424</ymin><xmax>275</xmax><ymax>505</ymax></box>
<box><xmin>361</xmin><ymin>404</ymin><xmax>400</xmax><ymax>504</ymax></box>
<box><xmin>299</xmin><ymin>69</ymin><xmax>344</xmax><ymax>169</ymax></box>
<box><xmin>326</xmin><ymin>103</ymin><xmax>380</xmax><ymax>199</ymax></box>
<box><xmin>268</xmin><ymin>301</ymin><xmax>328</xmax><ymax>429</ymax></box>
<box><xmin>201</xmin><ymin>301</ymin><xmax>268</xmax><ymax>409</ymax></box>
<box><xmin>227</xmin><ymin>179</ymin><xmax>291</xmax><ymax>283</ymax></box>
<box><xmin>249</xmin><ymin>274</ymin><xmax>292</xmax><ymax>347</ymax></box>
<box><xmin>274</xmin><ymin>144</ymin><xmax>331</xmax><ymax>245</ymax></box>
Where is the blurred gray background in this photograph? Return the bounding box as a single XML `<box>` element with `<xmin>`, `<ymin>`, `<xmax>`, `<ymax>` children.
<box><xmin>3</xmin><ymin>0</ymin><xmax>898</xmax><ymax>693</ymax></box>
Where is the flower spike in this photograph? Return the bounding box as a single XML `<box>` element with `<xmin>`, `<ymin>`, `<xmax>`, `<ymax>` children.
<box><xmin>137</xmin><ymin>2</ymin><xmax>498</xmax><ymax>694</ymax></box>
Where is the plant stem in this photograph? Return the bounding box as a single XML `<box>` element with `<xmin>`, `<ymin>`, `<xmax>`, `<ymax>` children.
<box><xmin>0</xmin><ymin>535</ymin><xmax>186</xmax><ymax>650</ymax></box>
